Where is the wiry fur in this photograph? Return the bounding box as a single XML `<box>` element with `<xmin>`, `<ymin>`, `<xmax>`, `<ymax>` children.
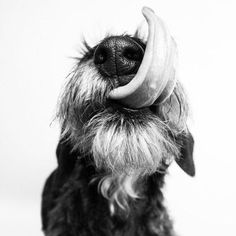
<box><xmin>56</xmin><ymin>55</ymin><xmax>189</xmax><ymax>213</ymax></box>
<box><xmin>42</xmin><ymin>35</ymin><xmax>194</xmax><ymax>236</ymax></box>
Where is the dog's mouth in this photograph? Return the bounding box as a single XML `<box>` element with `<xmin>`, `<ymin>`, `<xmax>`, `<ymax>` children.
<box><xmin>106</xmin><ymin>100</ymin><xmax>150</xmax><ymax>114</ymax></box>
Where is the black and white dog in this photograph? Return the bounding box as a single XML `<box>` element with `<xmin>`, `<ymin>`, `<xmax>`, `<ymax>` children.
<box><xmin>42</xmin><ymin>7</ymin><xmax>195</xmax><ymax>236</ymax></box>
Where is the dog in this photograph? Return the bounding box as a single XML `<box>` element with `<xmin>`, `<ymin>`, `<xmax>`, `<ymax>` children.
<box><xmin>41</xmin><ymin>7</ymin><xmax>195</xmax><ymax>236</ymax></box>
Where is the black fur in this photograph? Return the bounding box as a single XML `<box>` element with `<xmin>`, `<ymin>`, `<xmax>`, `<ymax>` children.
<box><xmin>42</xmin><ymin>132</ymin><xmax>194</xmax><ymax>236</ymax></box>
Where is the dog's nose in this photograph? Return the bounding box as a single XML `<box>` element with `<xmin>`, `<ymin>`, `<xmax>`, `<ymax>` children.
<box><xmin>94</xmin><ymin>36</ymin><xmax>144</xmax><ymax>79</ymax></box>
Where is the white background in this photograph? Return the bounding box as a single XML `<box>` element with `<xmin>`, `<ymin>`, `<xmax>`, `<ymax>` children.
<box><xmin>1</xmin><ymin>0</ymin><xmax>236</xmax><ymax>235</ymax></box>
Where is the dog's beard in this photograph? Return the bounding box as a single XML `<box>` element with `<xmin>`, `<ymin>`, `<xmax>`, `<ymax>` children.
<box><xmin>84</xmin><ymin>109</ymin><xmax>179</xmax><ymax>175</ymax></box>
<box><xmin>65</xmin><ymin>107</ymin><xmax>180</xmax><ymax>214</ymax></box>
<box><xmin>57</xmin><ymin>59</ymin><xmax>188</xmax><ymax>213</ymax></box>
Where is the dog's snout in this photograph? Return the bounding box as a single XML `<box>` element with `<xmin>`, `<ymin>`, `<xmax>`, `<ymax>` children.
<box><xmin>94</xmin><ymin>36</ymin><xmax>144</xmax><ymax>78</ymax></box>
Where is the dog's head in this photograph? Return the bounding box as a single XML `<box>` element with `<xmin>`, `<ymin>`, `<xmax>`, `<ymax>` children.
<box><xmin>57</xmin><ymin>7</ymin><xmax>195</xmax><ymax>211</ymax></box>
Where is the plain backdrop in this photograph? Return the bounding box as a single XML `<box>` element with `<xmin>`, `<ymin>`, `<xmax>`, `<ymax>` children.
<box><xmin>1</xmin><ymin>0</ymin><xmax>236</xmax><ymax>235</ymax></box>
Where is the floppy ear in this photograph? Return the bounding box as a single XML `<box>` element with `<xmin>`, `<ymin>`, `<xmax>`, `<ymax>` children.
<box><xmin>175</xmin><ymin>131</ymin><xmax>195</xmax><ymax>177</ymax></box>
<box><xmin>56</xmin><ymin>130</ymin><xmax>77</xmax><ymax>174</ymax></box>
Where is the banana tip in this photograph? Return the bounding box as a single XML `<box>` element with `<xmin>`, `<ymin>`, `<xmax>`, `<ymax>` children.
<box><xmin>142</xmin><ymin>6</ymin><xmax>155</xmax><ymax>15</ymax></box>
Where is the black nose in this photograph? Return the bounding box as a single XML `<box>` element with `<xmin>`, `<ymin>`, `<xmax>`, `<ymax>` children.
<box><xmin>94</xmin><ymin>36</ymin><xmax>144</xmax><ymax>78</ymax></box>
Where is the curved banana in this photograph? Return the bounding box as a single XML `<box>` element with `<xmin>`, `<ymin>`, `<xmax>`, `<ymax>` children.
<box><xmin>109</xmin><ymin>7</ymin><xmax>178</xmax><ymax>108</ymax></box>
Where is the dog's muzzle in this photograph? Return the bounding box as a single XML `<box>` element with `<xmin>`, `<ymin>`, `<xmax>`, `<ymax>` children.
<box><xmin>94</xmin><ymin>36</ymin><xmax>145</xmax><ymax>86</ymax></box>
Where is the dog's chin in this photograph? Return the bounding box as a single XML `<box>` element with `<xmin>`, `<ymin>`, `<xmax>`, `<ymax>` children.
<box><xmin>73</xmin><ymin>106</ymin><xmax>179</xmax><ymax>177</ymax></box>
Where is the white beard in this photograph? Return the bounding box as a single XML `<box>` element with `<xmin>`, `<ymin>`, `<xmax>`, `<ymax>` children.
<box><xmin>85</xmin><ymin>109</ymin><xmax>179</xmax><ymax>176</ymax></box>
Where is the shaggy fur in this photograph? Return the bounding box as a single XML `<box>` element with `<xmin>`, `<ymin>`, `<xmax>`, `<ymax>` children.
<box><xmin>41</xmin><ymin>34</ymin><xmax>194</xmax><ymax>236</ymax></box>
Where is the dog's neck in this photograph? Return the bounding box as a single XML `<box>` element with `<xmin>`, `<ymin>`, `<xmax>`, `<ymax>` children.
<box><xmin>56</xmin><ymin>138</ymin><xmax>168</xmax><ymax>214</ymax></box>
<box><xmin>47</xmin><ymin>139</ymin><xmax>174</xmax><ymax>235</ymax></box>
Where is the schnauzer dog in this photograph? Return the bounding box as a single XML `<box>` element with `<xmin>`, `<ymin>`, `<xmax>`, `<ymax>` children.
<box><xmin>42</xmin><ymin>7</ymin><xmax>195</xmax><ymax>236</ymax></box>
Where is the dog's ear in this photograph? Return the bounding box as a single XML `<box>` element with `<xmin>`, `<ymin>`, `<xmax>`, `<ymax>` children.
<box><xmin>56</xmin><ymin>136</ymin><xmax>77</xmax><ymax>173</ymax></box>
<box><xmin>175</xmin><ymin>131</ymin><xmax>195</xmax><ymax>177</ymax></box>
